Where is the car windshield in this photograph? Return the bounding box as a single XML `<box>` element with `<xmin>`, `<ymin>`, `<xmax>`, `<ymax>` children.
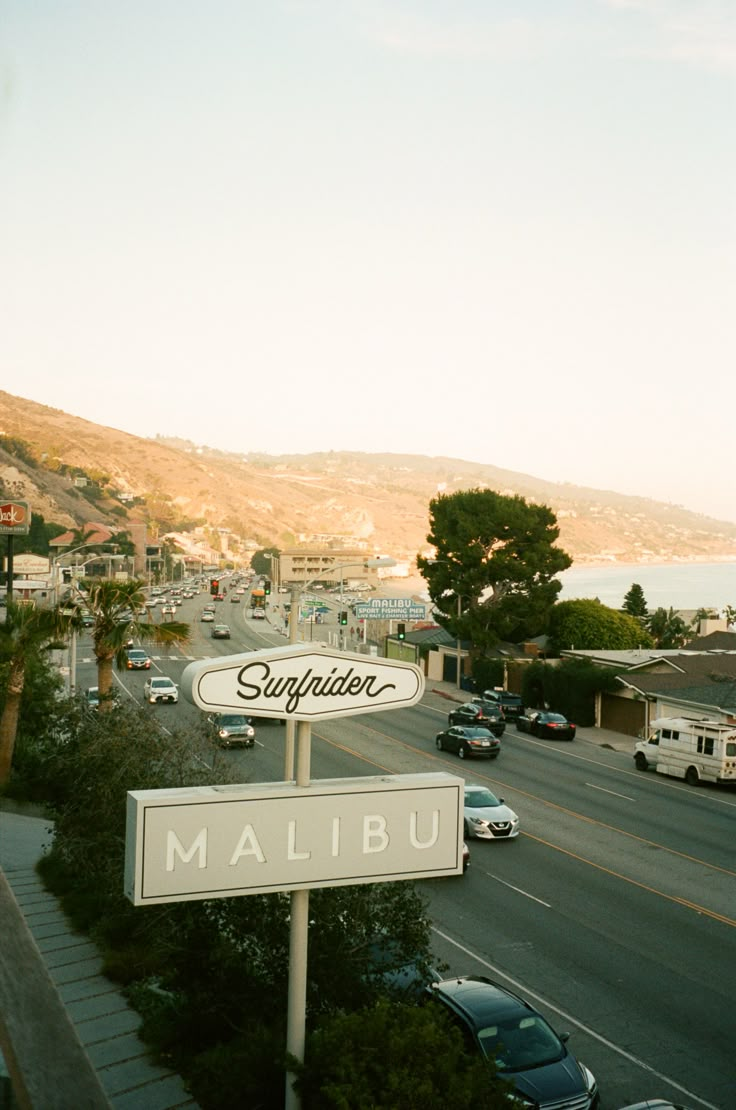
<box><xmin>128</xmin><ymin>650</ymin><xmax>146</xmax><ymax>659</ymax></box>
<box><xmin>218</xmin><ymin>715</ymin><xmax>250</xmax><ymax>727</ymax></box>
<box><xmin>465</xmin><ymin>788</ymin><xmax>500</xmax><ymax>808</ymax></box>
<box><xmin>152</xmin><ymin>679</ymin><xmax>171</xmax><ymax>688</ymax></box>
<box><xmin>477</xmin><ymin>1015</ymin><xmax>563</xmax><ymax>1071</ymax></box>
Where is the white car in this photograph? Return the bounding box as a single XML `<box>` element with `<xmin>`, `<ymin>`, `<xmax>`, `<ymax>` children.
<box><xmin>161</xmin><ymin>604</ymin><xmax>177</xmax><ymax>615</ymax></box>
<box><xmin>463</xmin><ymin>784</ymin><xmax>520</xmax><ymax>841</ymax></box>
<box><xmin>144</xmin><ymin>676</ymin><xmax>179</xmax><ymax>704</ymax></box>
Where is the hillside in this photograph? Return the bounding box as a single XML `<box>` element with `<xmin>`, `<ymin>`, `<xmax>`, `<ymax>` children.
<box><xmin>2</xmin><ymin>389</ymin><xmax>736</xmax><ymax>566</ymax></box>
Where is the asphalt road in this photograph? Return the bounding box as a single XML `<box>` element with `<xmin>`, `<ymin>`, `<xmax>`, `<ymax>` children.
<box><xmin>74</xmin><ymin>584</ymin><xmax>735</xmax><ymax>1110</ymax></box>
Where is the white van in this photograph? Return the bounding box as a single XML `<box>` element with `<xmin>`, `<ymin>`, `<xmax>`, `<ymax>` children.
<box><xmin>634</xmin><ymin>716</ymin><xmax>736</xmax><ymax>786</ymax></box>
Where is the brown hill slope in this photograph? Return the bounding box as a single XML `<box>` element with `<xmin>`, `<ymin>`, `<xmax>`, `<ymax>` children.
<box><xmin>1</xmin><ymin>389</ymin><xmax>735</xmax><ymax>565</ymax></box>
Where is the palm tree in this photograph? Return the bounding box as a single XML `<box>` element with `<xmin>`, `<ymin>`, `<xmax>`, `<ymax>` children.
<box><xmin>81</xmin><ymin>578</ymin><xmax>190</xmax><ymax>711</ymax></box>
<box><xmin>647</xmin><ymin>606</ymin><xmax>690</xmax><ymax>649</ymax></box>
<box><xmin>0</xmin><ymin>600</ymin><xmax>70</xmax><ymax>784</ymax></box>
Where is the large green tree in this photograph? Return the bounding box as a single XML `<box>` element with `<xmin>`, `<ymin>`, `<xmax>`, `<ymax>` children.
<box><xmin>80</xmin><ymin>578</ymin><xmax>189</xmax><ymax>709</ymax></box>
<box><xmin>417</xmin><ymin>489</ymin><xmax>572</xmax><ymax>651</ymax></box>
<box><xmin>549</xmin><ymin>599</ymin><xmax>654</xmax><ymax>652</ymax></box>
<box><xmin>0</xmin><ymin>600</ymin><xmax>70</xmax><ymax>784</ymax></box>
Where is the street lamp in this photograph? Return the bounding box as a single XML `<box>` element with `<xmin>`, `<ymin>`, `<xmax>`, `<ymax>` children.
<box><xmin>51</xmin><ymin>542</ymin><xmax>118</xmax><ymax>605</ymax></box>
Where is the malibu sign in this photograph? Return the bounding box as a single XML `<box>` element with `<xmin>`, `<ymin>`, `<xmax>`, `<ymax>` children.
<box><xmin>181</xmin><ymin>644</ymin><xmax>424</xmax><ymax>721</ymax></box>
<box><xmin>125</xmin><ymin>773</ymin><xmax>464</xmax><ymax>904</ymax></box>
<box><xmin>0</xmin><ymin>501</ymin><xmax>30</xmax><ymax>535</ymax></box>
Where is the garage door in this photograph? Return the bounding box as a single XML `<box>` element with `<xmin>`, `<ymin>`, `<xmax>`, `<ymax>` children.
<box><xmin>600</xmin><ymin>693</ymin><xmax>646</xmax><ymax>737</ymax></box>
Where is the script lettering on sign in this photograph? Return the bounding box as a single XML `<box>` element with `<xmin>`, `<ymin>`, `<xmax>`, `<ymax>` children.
<box><xmin>181</xmin><ymin>644</ymin><xmax>424</xmax><ymax>721</ymax></box>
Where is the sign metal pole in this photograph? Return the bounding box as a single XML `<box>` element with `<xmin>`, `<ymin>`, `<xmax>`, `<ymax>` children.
<box><xmin>285</xmin><ymin>718</ymin><xmax>312</xmax><ymax>1110</ymax></box>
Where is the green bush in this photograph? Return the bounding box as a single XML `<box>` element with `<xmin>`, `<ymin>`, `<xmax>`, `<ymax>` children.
<box><xmin>520</xmin><ymin>657</ymin><xmax>620</xmax><ymax>725</ymax></box>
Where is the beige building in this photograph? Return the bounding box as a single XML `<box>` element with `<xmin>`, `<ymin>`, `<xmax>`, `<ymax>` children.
<box><xmin>276</xmin><ymin>549</ymin><xmax>383</xmax><ymax>589</ymax></box>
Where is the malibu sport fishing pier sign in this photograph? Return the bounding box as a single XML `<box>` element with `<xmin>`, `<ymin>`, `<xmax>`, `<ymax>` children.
<box><xmin>125</xmin><ymin>645</ymin><xmax>465</xmax><ymax>904</ymax></box>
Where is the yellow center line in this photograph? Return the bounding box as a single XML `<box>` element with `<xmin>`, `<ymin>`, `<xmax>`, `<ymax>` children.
<box><xmin>524</xmin><ymin>831</ymin><xmax>736</xmax><ymax>928</ymax></box>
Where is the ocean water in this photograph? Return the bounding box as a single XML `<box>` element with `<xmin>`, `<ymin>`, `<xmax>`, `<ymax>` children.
<box><xmin>557</xmin><ymin>562</ymin><xmax>736</xmax><ymax>611</ymax></box>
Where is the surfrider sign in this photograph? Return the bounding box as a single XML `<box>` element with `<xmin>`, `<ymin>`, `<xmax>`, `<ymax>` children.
<box><xmin>181</xmin><ymin>644</ymin><xmax>424</xmax><ymax>721</ymax></box>
<box><xmin>125</xmin><ymin>774</ymin><xmax>464</xmax><ymax>904</ymax></box>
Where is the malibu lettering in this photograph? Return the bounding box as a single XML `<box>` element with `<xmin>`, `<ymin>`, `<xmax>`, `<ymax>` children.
<box><xmin>165</xmin><ymin>810</ymin><xmax>441</xmax><ymax>872</ymax></box>
<box><xmin>235</xmin><ymin>659</ymin><xmax>396</xmax><ymax>715</ymax></box>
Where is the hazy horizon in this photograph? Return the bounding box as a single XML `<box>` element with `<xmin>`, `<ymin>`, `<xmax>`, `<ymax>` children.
<box><xmin>3</xmin><ymin>2</ymin><xmax>734</xmax><ymax>520</ymax></box>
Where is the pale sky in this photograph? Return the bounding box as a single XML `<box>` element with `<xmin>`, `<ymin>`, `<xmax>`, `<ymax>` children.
<box><xmin>2</xmin><ymin>1</ymin><xmax>734</xmax><ymax>520</ymax></box>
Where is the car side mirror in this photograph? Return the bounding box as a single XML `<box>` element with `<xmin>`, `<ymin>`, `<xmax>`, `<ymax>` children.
<box><xmin>558</xmin><ymin>1032</ymin><xmax>570</xmax><ymax>1043</ymax></box>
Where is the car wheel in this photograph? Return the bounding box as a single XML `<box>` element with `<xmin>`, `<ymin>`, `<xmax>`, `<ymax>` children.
<box><xmin>458</xmin><ymin>745</ymin><xmax>466</xmax><ymax>759</ymax></box>
<box><xmin>634</xmin><ymin>752</ymin><xmax>648</xmax><ymax>771</ymax></box>
<box><xmin>685</xmin><ymin>766</ymin><xmax>700</xmax><ymax>786</ymax></box>
<box><xmin>490</xmin><ymin>752</ymin><xmax>499</xmax><ymax>759</ymax></box>
<box><xmin>463</xmin><ymin>819</ymin><xmax>471</xmax><ymax>838</ymax></box>
<box><xmin>436</xmin><ymin>736</ymin><xmax>444</xmax><ymax>751</ymax></box>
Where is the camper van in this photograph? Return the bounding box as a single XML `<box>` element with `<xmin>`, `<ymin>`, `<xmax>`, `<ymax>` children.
<box><xmin>634</xmin><ymin>716</ymin><xmax>736</xmax><ymax>786</ymax></box>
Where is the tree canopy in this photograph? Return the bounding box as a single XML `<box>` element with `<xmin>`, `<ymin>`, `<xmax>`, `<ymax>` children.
<box><xmin>251</xmin><ymin>546</ymin><xmax>280</xmax><ymax>576</ymax></box>
<box><xmin>417</xmin><ymin>489</ymin><xmax>572</xmax><ymax>651</ymax></box>
<box><xmin>622</xmin><ymin>582</ymin><xmax>648</xmax><ymax>620</ymax></box>
<box><xmin>549</xmin><ymin>598</ymin><xmax>654</xmax><ymax>652</ymax></box>
<box><xmin>647</xmin><ymin>606</ymin><xmax>690</xmax><ymax>648</ymax></box>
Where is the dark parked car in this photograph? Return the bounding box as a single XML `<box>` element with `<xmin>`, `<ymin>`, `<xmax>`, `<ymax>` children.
<box><xmin>517</xmin><ymin>710</ymin><xmax>576</xmax><ymax>741</ymax></box>
<box><xmin>426</xmin><ymin>975</ymin><xmax>599</xmax><ymax>1109</ymax></box>
<box><xmin>449</xmin><ymin>701</ymin><xmax>506</xmax><ymax>737</ymax></box>
<box><xmin>478</xmin><ymin>689</ymin><xmax>525</xmax><ymax>719</ymax></box>
<box><xmin>435</xmin><ymin>725</ymin><xmax>501</xmax><ymax>760</ymax></box>
<box><xmin>206</xmin><ymin>712</ymin><xmax>255</xmax><ymax>748</ymax></box>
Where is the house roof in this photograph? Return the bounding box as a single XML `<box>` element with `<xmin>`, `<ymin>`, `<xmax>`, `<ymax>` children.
<box><xmin>49</xmin><ymin>523</ymin><xmax>114</xmax><ymax>549</ymax></box>
<box><xmin>683</xmin><ymin>630</ymin><xmax>736</xmax><ymax>651</ymax></box>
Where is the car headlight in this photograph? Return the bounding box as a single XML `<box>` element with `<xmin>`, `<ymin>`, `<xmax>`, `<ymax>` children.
<box><xmin>218</xmin><ymin>729</ymin><xmax>229</xmax><ymax>738</ymax></box>
<box><xmin>470</xmin><ymin>817</ymin><xmax>486</xmax><ymax>826</ymax></box>
<box><xmin>579</xmin><ymin>1063</ymin><xmax>597</xmax><ymax>1095</ymax></box>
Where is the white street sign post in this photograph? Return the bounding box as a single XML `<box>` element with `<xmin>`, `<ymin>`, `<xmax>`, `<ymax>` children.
<box><xmin>127</xmin><ymin>644</ymin><xmax>442</xmax><ymax>1110</ymax></box>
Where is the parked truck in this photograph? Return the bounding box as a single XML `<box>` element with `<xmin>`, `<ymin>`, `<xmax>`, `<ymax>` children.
<box><xmin>634</xmin><ymin>716</ymin><xmax>736</xmax><ymax>786</ymax></box>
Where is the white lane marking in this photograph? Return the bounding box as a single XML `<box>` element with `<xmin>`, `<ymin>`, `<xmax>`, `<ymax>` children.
<box><xmin>431</xmin><ymin>927</ymin><xmax>721</xmax><ymax>1110</ymax></box>
<box><xmin>586</xmin><ymin>782</ymin><xmax>636</xmax><ymax>801</ymax></box>
<box><xmin>484</xmin><ymin>872</ymin><xmax>551</xmax><ymax>907</ymax></box>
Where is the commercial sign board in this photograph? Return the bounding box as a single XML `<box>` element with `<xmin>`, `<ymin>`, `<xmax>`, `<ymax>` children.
<box><xmin>0</xmin><ymin>501</ymin><xmax>31</xmax><ymax>535</ymax></box>
<box><xmin>181</xmin><ymin>643</ymin><xmax>424</xmax><ymax>721</ymax></box>
<box><xmin>5</xmin><ymin>553</ymin><xmax>50</xmax><ymax>575</ymax></box>
<box><xmin>354</xmin><ymin>599</ymin><xmax>426</xmax><ymax>621</ymax></box>
<box><xmin>125</xmin><ymin>773</ymin><xmax>464</xmax><ymax>905</ymax></box>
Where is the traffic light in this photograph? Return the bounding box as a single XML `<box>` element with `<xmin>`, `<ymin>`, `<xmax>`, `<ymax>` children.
<box><xmin>264</xmin><ymin>579</ymin><xmax>271</xmax><ymax>595</ymax></box>
<box><xmin>210</xmin><ymin>578</ymin><xmax>219</xmax><ymax>595</ymax></box>
<box><xmin>339</xmin><ymin>611</ymin><xmax>348</xmax><ymax>626</ymax></box>
<box><xmin>397</xmin><ymin>623</ymin><xmax>406</xmax><ymax>640</ymax></box>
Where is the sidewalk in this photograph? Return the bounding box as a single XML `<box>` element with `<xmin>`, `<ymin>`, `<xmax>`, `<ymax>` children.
<box><xmin>0</xmin><ymin>806</ymin><xmax>199</xmax><ymax>1109</ymax></box>
<box><xmin>425</xmin><ymin>679</ymin><xmax>634</xmax><ymax>754</ymax></box>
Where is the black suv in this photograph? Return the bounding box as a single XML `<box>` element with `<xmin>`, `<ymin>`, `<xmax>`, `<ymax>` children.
<box><xmin>448</xmin><ymin>701</ymin><xmax>506</xmax><ymax>736</ymax></box>
<box><xmin>426</xmin><ymin>976</ymin><xmax>599</xmax><ymax>1110</ymax></box>
<box><xmin>477</xmin><ymin>690</ymin><xmax>524</xmax><ymax>720</ymax></box>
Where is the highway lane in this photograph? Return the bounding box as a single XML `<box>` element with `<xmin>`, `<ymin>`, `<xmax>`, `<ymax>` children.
<box><xmin>73</xmin><ymin>592</ymin><xmax>735</xmax><ymax>1109</ymax></box>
